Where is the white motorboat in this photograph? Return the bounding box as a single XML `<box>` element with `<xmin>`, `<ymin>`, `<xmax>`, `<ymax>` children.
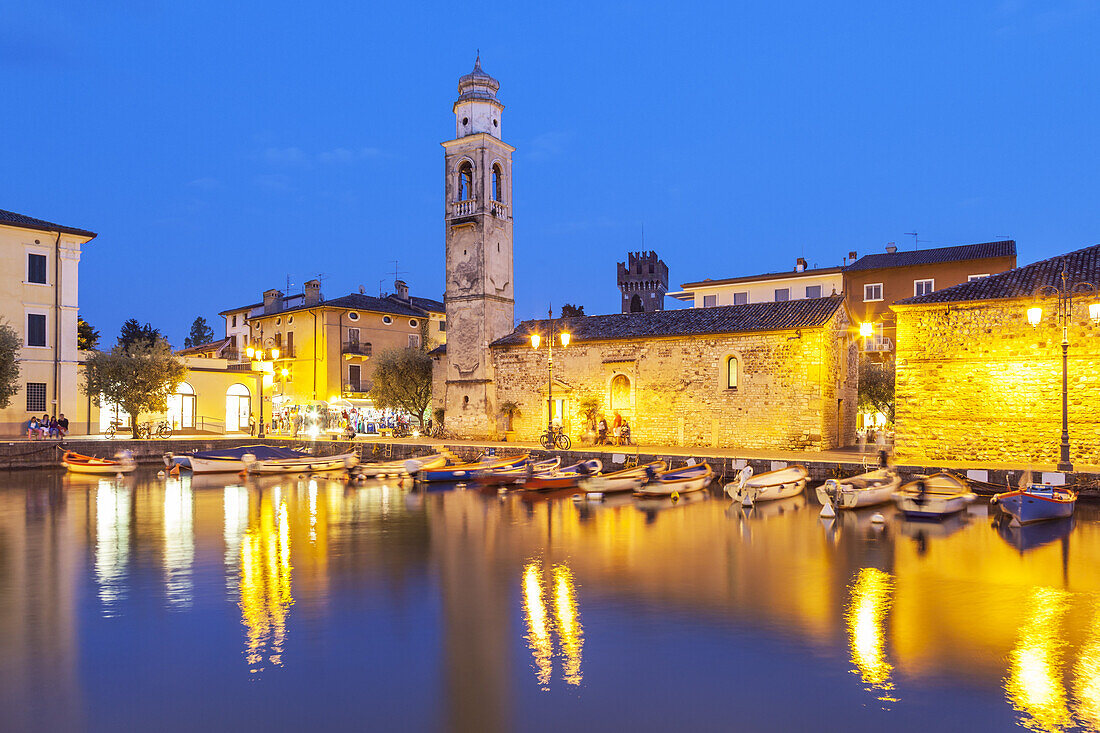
<box><xmin>726</xmin><ymin>465</ymin><xmax>808</xmax><ymax>506</ymax></box>
<box><xmin>183</xmin><ymin>445</ymin><xmax>308</xmax><ymax>474</ymax></box>
<box><xmin>357</xmin><ymin>453</ymin><xmax>449</xmax><ymax>478</ymax></box>
<box><xmin>245</xmin><ymin>451</ymin><xmax>359</xmax><ymax>475</ymax></box>
<box><xmin>816</xmin><ymin>468</ymin><xmax>900</xmax><ymax>512</ymax></box>
<box><xmin>579</xmin><ymin>460</ymin><xmax>667</xmax><ymax>494</ymax></box>
<box><xmin>893</xmin><ymin>472</ymin><xmax>975</xmax><ymax>519</ymax></box>
<box><xmin>634</xmin><ymin>463</ymin><xmax>713</xmax><ymax>498</ymax></box>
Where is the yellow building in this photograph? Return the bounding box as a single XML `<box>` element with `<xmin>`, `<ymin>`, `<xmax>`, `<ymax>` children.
<box><xmin>0</xmin><ymin>208</ymin><xmax>96</xmax><ymax>436</ymax></box>
<box><xmin>219</xmin><ymin>279</ymin><xmax>445</xmax><ymax>425</ymax></box>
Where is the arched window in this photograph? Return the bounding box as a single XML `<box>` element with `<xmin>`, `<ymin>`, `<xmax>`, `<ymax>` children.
<box><xmin>610</xmin><ymin>374</ymin><xmax>631</xmax><ymax>411</ymax></box>
<box><xmin>727</xmin><ymin>356</ymin><xmax>739</xmax><ymax>389</ymax></box>
<box><xmin>492</xmin><ymin>164</ymin><xmax>503</xmax><ymax>202</ymax></box>
<box><xmin>630</xmin><ymin>294</ymin><xmax>643</xmax><ymax>312</ymax></box>
<box><xmin>458</xmin><ymin>162</ymin><xmax>473</xmax><ymax>201</ymax></box>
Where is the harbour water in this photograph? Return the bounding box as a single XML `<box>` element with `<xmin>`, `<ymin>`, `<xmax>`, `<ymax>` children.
<box><xmin>2</xmin><ymin>468</ymin><xmax>1099</xmax><ymax>732</ymax></box>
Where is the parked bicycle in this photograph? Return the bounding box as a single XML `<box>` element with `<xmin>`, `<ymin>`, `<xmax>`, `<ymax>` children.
<box><xmin>136</xmin><ymin>420</ymin><xmax>173</xmax><ymax>439</ymax></box>
<box><xmin>103</xmin><ymin>418</ymin><xmax>125</xmax><ymax>439</ymax></box>
<box><xmin>539</xmin><ymin>425</ymin><xmax>571</xmax><ymax>450</ymax></box>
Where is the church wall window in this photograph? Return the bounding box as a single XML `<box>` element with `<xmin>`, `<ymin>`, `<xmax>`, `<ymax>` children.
<box><xmin>723</xmin><ymin>353</ymin><xmax>742</xmax><ymax>390</ymax></box>
<box><xmin>492</xmin><ymin>164</ymin><xmax>503</xmax><ymax>202</ymax></box>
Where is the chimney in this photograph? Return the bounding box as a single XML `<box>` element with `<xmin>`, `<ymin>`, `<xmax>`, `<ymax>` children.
<box><xmin>886</xmin><ymin>242</ymin><xmax>897</xmax><ymax>254</ymax></box>
<box><xmin>848</xmin><ymin>250</ymin><xmax>858</xmax><ymax>263</ymax></box>
<box><xmin>394</xmin><ymin>279</ymin><xmax>410</xmax><ymax>301</ymax></box>
<box><xmin>303</xmin><ymin>279</ymin><xmax>322</xmax><ymax>306</ymax></box>
<box><xmin>795</xmin><ymin>257</ymin><xmax>807</xmax><ymax>272</ymax></box>
<box><xmin>263</xmin><ymin>288</ymin><xmax>284</xmax><ymax>314</ymax></box>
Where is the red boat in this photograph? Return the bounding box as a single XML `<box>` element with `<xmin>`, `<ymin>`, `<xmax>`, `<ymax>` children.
<box><xmin>523</xmin><ymin>459</ymin><xmax>603</xmax><ymax>491</ymax></box>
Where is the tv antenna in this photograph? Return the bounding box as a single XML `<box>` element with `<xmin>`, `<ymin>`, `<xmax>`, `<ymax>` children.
<box><xmin>904</xmin><ymin>232</ymin><xmax>919</xmax><ymax>250</ymax></box>
<box><xmin>285</xmin><ymin>274</ymin><xmax>295</xmax><ymax>293</ymax></box>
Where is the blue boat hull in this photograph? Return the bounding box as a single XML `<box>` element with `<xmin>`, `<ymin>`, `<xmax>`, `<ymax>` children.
<box><xmin>997</xmin><ymin>493</ymin><xmax>1075</xmax><ymax>524</ymax></box>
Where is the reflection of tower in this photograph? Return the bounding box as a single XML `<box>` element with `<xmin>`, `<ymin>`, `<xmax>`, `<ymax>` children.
<box><xmin>617</xmin><ymin>251</ymin><xmax>668</xmax><ymax>313</ymax></box>
<box><xmin>442</xmin><ymin>56</ymin><xmax>515</xmax><ymax>438</ymax></box>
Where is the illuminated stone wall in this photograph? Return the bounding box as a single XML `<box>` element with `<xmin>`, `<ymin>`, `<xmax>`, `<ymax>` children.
<box><xmin>489</xmin><ymin>307</ymin><xmax>857</xmax><ymax>450</ymax></box>
<box><xmin>894</xmin><ymin>299</ymin><xmax>1100</xmax><ymax>465</ymax></box>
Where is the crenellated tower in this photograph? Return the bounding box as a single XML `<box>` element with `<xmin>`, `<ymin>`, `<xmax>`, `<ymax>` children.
<box><xmin>617</xmin><ymin>251</ymin><xmax>668</xmax><ymax>313</ymax></box>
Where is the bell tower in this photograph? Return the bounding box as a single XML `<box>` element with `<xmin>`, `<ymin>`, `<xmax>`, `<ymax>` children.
<box><xmin>441</xmin><ymin>56</ymin><xmax>515</xmax><ymax>438</ymax></box>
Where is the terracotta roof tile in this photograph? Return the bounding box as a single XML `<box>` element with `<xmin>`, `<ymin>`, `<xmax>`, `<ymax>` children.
<box><xmin>0</xmin><ymin>208</ymin><xmax>96</xmax><ymax>239</ymax></box>
<box><xmin>846</xmin><ymin>240</ymin><xmax>1015</xmax><ymax>272</ymax></box>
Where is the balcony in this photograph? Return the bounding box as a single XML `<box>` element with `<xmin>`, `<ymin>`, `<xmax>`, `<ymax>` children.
<box><xmin>862</xmin><ymin>337</ymin><xmax>894</xmax><ymax>353</ymax></box>
<box><xmin>343</xmin><ymin>380</ymin><xmax>372</xmax><ymax>395</ymax></box>
<box><xmin>342</xmin><ymin>341</ymin><xmax>372</xmax><ymax>356</ymax></box>
<box><xmin>490</xmin><ymin>200</ymin><xmax>509</xmax><ymax>219</ymax></box>
<box><xmin>453</xmin><ymin>199</ymin><xmax>476</xmax><ymax>217</ymax></box>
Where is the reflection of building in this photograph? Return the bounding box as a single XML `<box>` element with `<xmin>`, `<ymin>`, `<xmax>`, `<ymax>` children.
<box><xmin>0</xmin><ymin>208</ymin><xmax>96</xmax><ymax>436</ymax></box>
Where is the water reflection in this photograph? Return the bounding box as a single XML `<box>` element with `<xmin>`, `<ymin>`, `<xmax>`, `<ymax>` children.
<box><xmin>1074</xmin><ymin>605</ymin><xmax>1100</xmax><ymax>732</ymax></box>
<box><xmin>522</xmin><ymin>560</ymin><xmax>553</xmax><ymax>688</ymax></box>
<box><xmin>239</xmin><ymin>490</ymin><xmax>293</xmax><ymax>675</ymax></box>
<box><xmin>552</xmin><ymin>564</ymin><xmax>583</xmax><ymax>686</ymax></box>
<box><xmin>846</xmin><ymin>567</ymin><xmax>896</xmax><ymax>702</ymax></box>
<box><xmin>163</xmin><ymin>478</ymin><xmax>194</xmax><ymax>609</ymax></box>
<box><xmin>94</xmin><ymin>479</ymin><xmax>130</xmax><ymax>615</ymax></box>
<box><xmin>1006</xmin><ymin>587</ymin><xmax>1073</xmax><ymax>732</ymax></box>
<box><xmin>521</xmin><ymin>559</ymin><xmax>584</xmax><ymax>689</ymax></box>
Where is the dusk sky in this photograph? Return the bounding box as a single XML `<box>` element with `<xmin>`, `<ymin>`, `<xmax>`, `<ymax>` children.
<box><xmin>4</xmin><ymin>0</ymin><xmax>1099</xmax><ymax>346</ymax></box>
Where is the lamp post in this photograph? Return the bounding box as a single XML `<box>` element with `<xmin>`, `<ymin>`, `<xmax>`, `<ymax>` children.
<box><xmin>246</xmin><ymin>344</ymin><xmax>280</xmax><ymax>438</ymax></box>
<box><xmin>1027</xmin><ymin>259</ymin><xmax>1100</xmax><ymax>472</ymax></box>
<box><xmin>530</xmin><ymin>307</ymin><xmax>571</xmax><ymax>438</ymax></box>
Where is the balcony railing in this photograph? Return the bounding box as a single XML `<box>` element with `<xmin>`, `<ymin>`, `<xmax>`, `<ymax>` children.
<box><xmin>453</xmin><ymin>199</ymin><xmax>476</xmax><ymax>217</ymax></box>
<box><xmin>343</xmin><ymin>381</ymin><xmax>371</xmax><ymax>394</ymax></box>
<box><xmin>342</xmin><ymin>341</ymin><xmax>372</xmax><ymax>356</ymax></box>
<box><xmin>862</xmin><ymin>337</ymin><xmax>894</xmax><ymax>353</ymax></box>
<box><xmin>490</xmin><ymin>200</ymin><xmax>509</xmax><ymax>218</ymax></box>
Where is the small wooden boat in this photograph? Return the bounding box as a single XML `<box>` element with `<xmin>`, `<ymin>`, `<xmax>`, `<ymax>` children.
<box><xmin>524</xmin><ymin>459</ymin><xmax>603</xmax><ymax>491</ymax></box>
<box><xmin>893</xmin><ymin>473</ymin><xmax>975</xmax><ymax>519</ymax></box>
<box><xmin>726</xmin><ymin>465</ymin><xmax>808</xmax><ymax>506</ymax></box>
<box><xmin>185</xmin><ymin>445</ymin><xmax>308</xmax><ymax>474</ymax></box>
<box><xmin>579</xmin><ymin>460</ymin><xmax>667</xmax><ymax>494</ymax></box>
<box><xmin>992</xmin><ymin>484</ymin><xmax>1077</xmax><ymax>525</ymax></box>
<box><xmin>245</xmin><ymin>451</ymin><xmax>359</xmax><ymax>474</ymax></box>
<box><xmin>475</xmin><ymin>457</ymin><xmax>561</xmax><ymax>487</ymax></box>
<box><xmin>62</xmin><ymin>450</ymin><xmax>136</xmax><ymax>475</ymax></box>
<box><xmin>356</xmin><ymin>453</ymin><xmax>448</xmax><ymax>478</ymax></box>
<box><xmin>634</xmin><ymin>463</ymin><xmax>713</xmax><ymax>498</ymax></box>
<box><xmin>419</xmin><ymin>454</ymin><xmax>527</xmax><ymax>482</ymax></box>
<box><xmin>816</xmin><ymin>468</ymin><xmax>900</xmax><ymax>511</ymax></box>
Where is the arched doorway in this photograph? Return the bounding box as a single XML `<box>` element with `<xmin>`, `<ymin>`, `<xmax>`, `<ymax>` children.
<box><xmin>610</xmin><ymin>374</ymin><xmax>631</xmax><ymax>411</ymax></box>
<box><xmin>225</xmin><ymin>384</ymin><xmax>251</xmax><ymax>433</ymax></box>
<box><xmin>630</xmin><ymin>294</ymin><xmax>643</xmax><ymax>312</ymax></box>
<box><xmin>167</xmin><ymin>382</ymin><xmax>196</xmax><ymax>430</ymax></box>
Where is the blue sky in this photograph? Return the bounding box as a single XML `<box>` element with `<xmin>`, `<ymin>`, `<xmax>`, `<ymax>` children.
<box><xmin>4</xmin><ymin>0</ymin><xmax>1099</xmax><ymax>346</ymax></box>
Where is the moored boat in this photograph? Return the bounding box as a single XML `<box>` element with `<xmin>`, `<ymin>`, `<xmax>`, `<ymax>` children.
<box><xmin>184</xmin><ymin>445</ymin><xmax>308</xmax><ymax>474</ymax></box>
<box><xmin>524</xmin><ymin>459</ymin><xmax>603</xmax><ymax>491</ymax></box>
<box><xmin>893</xmin><ymin>472</ymin><xmax>975</xmax><ymax>519</ymax></box>
<box><xmin>816</xmin><ymin>468</ymin><xmax>900</xmax><ymax>511</ymax></box>
<box><xmin>475</xmin><ymin>457</ymin><xmax>561</xmax><ymax>486</ymax></box>
<box><xmin>419</xmin><ymin>454</ymin><xmax>528</xmax><ymax>482</ymax></box>
<box><xmin>992</xmin><ymin>484</ymin><xmax>1077</xmax><ymax>525</ymax></box>
<box><xmin>62</xmin><ymin>450</ymin><xmax>136</xmax><ymax>475</ymax></box>
<box><xmin>579</xmin><ymin>460</ymin><xmax>666</xmax><ymax>494</ymax></box>
<box><xmin>356</xmin><ymin>453</ymin><xmax>449</xmax><ymax>478</ymax></box>
<box><xmin>634</xmin><ymin>462</ymin><xmax>713</xmax><ymax>498</ymax></box>
<box><xmin>726</xmin><ymin>465</ymin><xmax>808</xmax><ymax>506</ymax></box>
<box><xmin>245</xmin><ymin>451</ymin><xmax>359</xmax><ymax>474</ymax></box>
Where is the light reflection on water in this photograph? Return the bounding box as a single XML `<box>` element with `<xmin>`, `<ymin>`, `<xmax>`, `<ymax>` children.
<box><xmin>11</xmin><ymin>470</ymin><xmax>1100</xmax><ymax>730</ymax></box>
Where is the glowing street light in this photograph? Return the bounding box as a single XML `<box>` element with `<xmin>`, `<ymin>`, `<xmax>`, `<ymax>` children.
<box><xmin>530</xmin><ymin>308</ymin><xmax>573</xmax><ymax>449</ymax></box>
<box><xmin>859</xmin><ymin>322</ymin><xmax>874</xmax><ymax>338</ymax></box>
<box><xmin>1027</xmin><ymin>307</ymin><xmax>1043</xmax><ymax>326</ymax></box>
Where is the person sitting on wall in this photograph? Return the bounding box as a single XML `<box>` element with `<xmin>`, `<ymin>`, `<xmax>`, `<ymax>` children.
<box><xmin>27</xmin><ymin>416</ymin><xmax>39</xmax><ymax>441</ymax></box>
<box><xmin>619</xmin><ymin>418</ymin><xmax>632</xmax><ymax>446</ymax></box>
<box><xmin>41</xmin><ymin>414</ymin><xmax>51</xmax><ymax>438</ymax></box>
<box><xmin>58</xmin><ymin>414</ymin><xmax>68</xmax><ymax>437</ymax></box>
<box><xmin>48</xmin><ymin>416</ymin><xmax>59</xmax><ymax>438</ymax></box>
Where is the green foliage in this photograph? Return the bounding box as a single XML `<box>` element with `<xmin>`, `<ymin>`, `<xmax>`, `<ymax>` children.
<box><xmin>579</xmin><ymin>396</ymin><xmax>601</xmax><ymax>430</ymax></box>
<box><xmin>858</xmin><ymin>357</ymin><xmax>896</xmax><ymax>424</ymax></box>
<box><xmin>183</xmin><ymin>316</ymin><xmax>216</xmax><ymax>348</ymax></box>
<box><xmin>0</xmin><ymin>320</ymin><xmax>20</xmax><ymax>409</ymax></box>
<box><xmin>560</xmin><ymin>303</ymin><xmax>585</xmax><ymax>318</ymax></box>
<box><xmin>77</xmin><ymin>316</ymin><xmax>100</xmax><ymax>351</ymax></box>
<box><xmin>118</xmin><ymin>319</ymin><xmax>163</xmax><ymax>350</ymax></box>
<box><xmin>82</xmin><ymin>338</ymin><xmax>187</xmax><ymax>438</ymax></box>
<box><xmin>369</xmin><ymin>347</ymin><xmax>433</xmax><ymax>426</ymax></box>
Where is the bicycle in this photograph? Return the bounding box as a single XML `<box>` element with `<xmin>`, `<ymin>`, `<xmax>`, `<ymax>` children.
<box><xmin>539</xmin><ymin>425</ymin><xmax>571</xmax><ymax>450</ymax></box>
<box><xmin>136</xmin><ymin>420</ymin><xmax>173</xmax><ymax>439</ymax></box>
<box><xmin>103</xmin><ymin>419</ymin><xmax>125</xmax><ymax>439</ymax></box>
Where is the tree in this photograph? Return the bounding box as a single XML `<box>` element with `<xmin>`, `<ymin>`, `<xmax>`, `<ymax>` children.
<box><xmin>560</xmin><ymin>303</ymin><xmax>585</xmax><ymax>318</ymax></box>
<box><xmin>183</xmin><ymin>316</ymin><xmax>216</xmax><ymax>348</ymax></box>
<box><xmin>82</xmin><ymin>338</ymin><xmax>187</xmax><ymax>438</ymax></box>
<box><xmin>578</xmin><ymin>396</ymin><xmax>600</xmax><ymax>432</ymax></box>
<box><xmin>0</xmin><ymin>319</ymin><xmax>20</xmax><ymax>409</ymax></box>
<box><xmin>369</xmin><ymin>347</ymin><xmax>433</xmax><ymax>426</ymax></box>
<box><xmin>77</xmin><ymin>316</ymin><xmax>100</xmax><ymax>351</ymax></box>
<box><xmin>118</xmin><ymin>319</ymin><xmax>163</xmax><ymax>350</ymax></box>
<box><xmin>858</xmin><ymin>357</ymin><xmax>895</xmax><ymax>424</ymax></box>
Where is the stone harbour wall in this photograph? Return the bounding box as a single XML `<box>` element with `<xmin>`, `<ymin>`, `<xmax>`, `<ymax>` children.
<box><xmin>490</xmin><ymin>308</ymin><xmax>857</xmax><ymax>451</ymax></box>
<box><xmin>894</xmin><ymin>299</ymin><xmax>1100</xmax><ymax>465</ymax></box>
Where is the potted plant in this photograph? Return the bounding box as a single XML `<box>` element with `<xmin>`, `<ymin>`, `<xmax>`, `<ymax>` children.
<box><xmin>579</xmin><ymin>396</ymin><xmax>600</xmax><ymax>445</ymax></box>
<box><xmin>499</xmin><ymin>400</ymin><xmax>520</xmax><ymax>441</ymax></box>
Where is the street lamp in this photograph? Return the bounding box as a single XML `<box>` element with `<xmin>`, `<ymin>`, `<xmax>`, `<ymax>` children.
<box><xmin>530</xmin><ymin>307</ymin><xmax>571</xmax><ymax>440</ymax></box>
<box><xmin>248</xmin><ymin>344</ymin><xmax>279</xmax><ymax>438</ymax></box>
<box><xmin>1027</xmin><ymin>259</ymin><xmax>1100</xmax><ymax>472</ymax></box>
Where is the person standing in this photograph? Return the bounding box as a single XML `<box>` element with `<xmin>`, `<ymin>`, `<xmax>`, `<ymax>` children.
<box><xmin>612</xmin><ymin>411</ymin><xmax>623</xmax><ymax>446</ymax></box>
<box><xmin>248</xmin><ymin>412</ymin><xmax>257</xmax><ymax>437</ymax></box>
<box><xmin>596</xmin><ymin>415</ymin><xmax>608</xmax><ymax>445</ymax></box>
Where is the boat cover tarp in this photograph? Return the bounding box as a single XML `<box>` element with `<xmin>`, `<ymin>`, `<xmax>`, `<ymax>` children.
<box><xmin>190</xmin><ymin>445</ymin><xmax>306</xmax><ymax>460</ymax></box>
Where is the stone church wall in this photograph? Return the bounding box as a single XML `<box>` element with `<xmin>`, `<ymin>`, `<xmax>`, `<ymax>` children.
<box><xmin>894</xmin><ymin>299</ymin><xmax>1100</xmax><ymax>465</ymax></box>
<box><xmin>490</xmin><ymin>308</ymin><xmax>857</xmax><ymax>450</ymax></box>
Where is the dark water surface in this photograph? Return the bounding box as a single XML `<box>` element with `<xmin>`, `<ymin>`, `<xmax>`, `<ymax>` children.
<box><xmin>2</xmin><ymin>468</ymin><xmax>1099</xmax><ymax>732</ymax></box>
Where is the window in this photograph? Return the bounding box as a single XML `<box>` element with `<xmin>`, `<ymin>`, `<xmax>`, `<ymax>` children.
<box><xmin>630</xmin><ymin>294</ymin><xmax>643</xmax><ymax>312</ymax></box>
<box><xmin>864</xmin><ymin>283</ymin><xmax>883</xmax><ymax>302</ymax></box>
<box><xmin>348</xmin><ymin>312</ymin><xmax>360</xmax><ymax>321</ymax></box>
<box><xmin>726</xmin><ymin>357</ymin><xmax>738</xmax><ymax>389</ymax></box>
<box><xmin>232</xmin><ymin>315</ymin><xmax>237</xmax><ymax>327</ymax></box>
<box><xmin>26</xmin><ymin>382</ymin><xmax>46</xmax><ymax>412</ymax></box>
<box><xmin>733</xmin><ymin>292</ymin><xmax>748</xmax><ymax>305</ymax></box>
<box><xmin>702</xmin><ymin>295</ymin><xmax>717</xmax><ymax>308</ymax></box>
<box><xmin>286</xmin><ymin>331</ymin><xmax>294</xmax><ymax>355</ymax></box>
<box><xmin>274</xmin><ymin>332</ymin><xmax>282</xmax><ymax>348</ymax></box>
<box><xmin>408</xmin><ymin>334</ymin><xmax>420</xmax><ymax>348</ymax></box>
<box><xmin>491</xmin><ymin>164</ymin><xmax>503</xmax><ymax>202</ymax></box>
<box><xmin>914</xmin><ymin>279</ymin><xmax>934</xmax><ymax>297</ymax></box>
<box><xmin>438</xmin><ymin>320</ymin><xmax>446</xmax><ymax>332</ymax></box>
<box><xmin>275</xmin><ymin>317</ymin><xmax>281</xmax><ymax>325</ymax></box>
<box><xmin>348</xmin><ymin>327</ymin><xmax>360</xmax><ymax>344</ymax></box>
<box><xmin>409</xmin><ymin>318</ymin><xmax>419</xmax><ymax>328</ymax></box>
<box><xmin>458</xmin><ymin>162</ymin><xmax>473</xmax><ymax>201</ymax></box>
<box><xmin>968</xmin><ymin>274</ymin><xmax>989</xmax><ymax>282</ymax></box>
<box><xmin>774</xmin><ymin>288</ymin><xmax>790</xmax><ymax>302</ymax></box>
<box><xmin>364</xmin><ymin>342</ymin><xmax>372</xmax><ymax>356</ymax></box>
<box><xmin>805</xmin><ymin>285</ymin><xmax>822</xmax><ymax>299</ymax></box>
<box><xmin>382</xmin><ymin>315</ymin><xmax>393</xmax><ymax>324</ymax></box>
<box><xmin>27</xmin><ymin>314</ymin><xmax>46</xmax><ymax>347</ymax></box>
<box><xmin>27</xmin><ymin>254</ymin><xmax>47</xmax><ymax>284</ymax></box>
<box><xmin>288</xmin><ymin>316</ymin><xmax>293</xmax><ymax>324</ymax></box>
<box><xmin>348</xmin><ymin>364</ymin><xmax>361</xmax><ymax>392</ymax></box>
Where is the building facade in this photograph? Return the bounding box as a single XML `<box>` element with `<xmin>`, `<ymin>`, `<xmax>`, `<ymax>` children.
<box><xmin>439</xmin><ymin>57</ymin><xmax>515</xmax><ymax>438</ymax></box>
<box><xmin>618</xmin><ymin>251</ymin><xmax>668</xmax><ymax>313</ymax></box>
<box><xmin>671</xmin><ymin>258</ymin><xmax>844</xmax><ymax>309</ymax></box>
<box><xmin>490</xmin><ymin>297</ymin><xmax>857</xmax><ymax>450</ymax></box>
<box><xmin>892</xmin><ymin>244</ymin><xmax>1100</xmax><ymax>466</ymax></box>
<box><xmin>0</xmin><ymin>209</ymin><xmax>95</xmax><ymax>436</ymax></box>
